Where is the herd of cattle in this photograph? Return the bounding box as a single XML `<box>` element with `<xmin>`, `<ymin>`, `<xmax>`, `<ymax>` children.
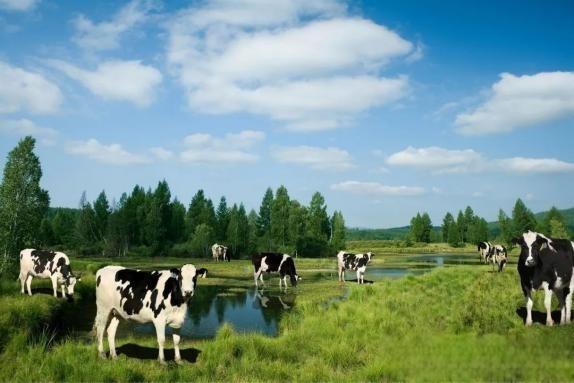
<box><xmin>15</xmin><ymin>230</ymin><xmax>574</xmax><ymax>363</ymax></box>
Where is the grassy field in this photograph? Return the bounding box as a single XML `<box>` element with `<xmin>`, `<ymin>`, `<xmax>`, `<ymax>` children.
<box><xmin>1</xmin><ymin>253</ymin><xmax>573</xmax><ymax>381</ymax></box>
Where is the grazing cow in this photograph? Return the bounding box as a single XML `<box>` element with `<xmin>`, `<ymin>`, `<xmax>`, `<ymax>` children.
<box><xmin>252</xmin><ymin>253</ymin><xmax>300</xmax><ymax>288</ymax></box>
<box><xmin>19</xmin><ymin>249</ymin><xmax>80</xmax><ymax>299</ymax></box>
<box><xmin>513</xmin><ymin>231</ymin><xmax>574</xmax><ymax>326</ymax></box>
<box><xmin>211</xmin><ymin>244</ymin><xmax>229</xmax><ymax>262</ymax></box>
<box><xmin>95</xmin><ymin>264</ymin><xmax>207</xmax><ymax>364</ymax></box>
<box><xmin>337</xmin><ymin>251</ymin><xmax>374</xmax><ymax>284</ymax></box>
<box><xmin>492</xmin><ymin>245</ymin><xmax>507</xmax><ymax>272</ymax></box>
<box><xmin>477</xmin><ymin>242</ymin><xmax>494</xmax><ymax>264</ymax></box>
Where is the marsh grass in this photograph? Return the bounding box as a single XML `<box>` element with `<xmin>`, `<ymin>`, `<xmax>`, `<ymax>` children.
<box><xmin>1</xmin><ymin>257</ymin><xmax>573</xmax><ymax>381</ymax></box>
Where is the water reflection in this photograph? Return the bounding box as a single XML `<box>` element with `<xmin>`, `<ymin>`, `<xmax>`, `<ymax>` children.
<box><xmin>133</xmin><ymin>287</ymin><xmax>293</xmax><ymax>338</ymax></box>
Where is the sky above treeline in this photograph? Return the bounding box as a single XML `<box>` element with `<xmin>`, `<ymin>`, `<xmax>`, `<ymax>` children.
<box><xmin>0</xmin><ymin>0</ymin><xmax>573</xmax><ymax>228</ymax></box>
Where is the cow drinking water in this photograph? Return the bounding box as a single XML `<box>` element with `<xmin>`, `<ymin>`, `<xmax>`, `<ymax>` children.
<box><xmin>19</xmin><ymin>249</ymin><xmax>80</xmax><ymax>299</ymax></box>
<box><xmin>95</xmin><ymin>264</ymin><xmax>207</xmax><ymax>364</ymax></box>
<box><xmin>337</xmin><ymin>251</ymin><xmax>374</xmax><ymax>284</ymax></box>
<box><xmin>513</xmin><ymin>231</ymin><xmax>574</xmax><ymax>326</ymax></box>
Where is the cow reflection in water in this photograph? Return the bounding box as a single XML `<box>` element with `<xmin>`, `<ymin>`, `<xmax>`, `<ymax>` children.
<box><xmin>253</xmin><ymin>289</ymin><xmax>294</xmax><ymax>310</ymax></box>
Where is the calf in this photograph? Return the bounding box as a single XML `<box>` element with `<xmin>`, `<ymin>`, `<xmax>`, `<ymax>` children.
<box><xmin>337</xmin><ymin>251</ymin><xmax>374</xmax><ymax>284</ymax></box>
<box><xmin>252</xmin><ymin>253</ymin><xmax>300</xmax><ymax>288</ymax></box>
<box><xmin>211</xmin><ymin>244</ymin><xmax>229</xmax><ymax>262</ymax></box>
<box><xmin>19</xmin><ymin>249</ymin><xmax>79</xmax><ymax>299</ymax></box>
<box><xmin>477</xmin><ymin>242</ymin><xmax>493</xmax><ymax>264</ymax></box>
<box><xmin>513</xmin><ymin>231</ymin><xmax>574</xmax><ymax>326</ymax></box>
<box><xmin>95</xmin><ymin>264</ymin><xmax>207</xmax><ymax>364</ymax></box>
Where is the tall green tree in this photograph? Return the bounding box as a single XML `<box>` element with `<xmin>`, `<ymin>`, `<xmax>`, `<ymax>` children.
<box><xmin>227</xmin><ymin>204</ymin><xmax>249</xmax><ymax>257</ymax></box>
<box><xmin>307</xmin><ymin>192</ymin><xmax>330</xmax><ymax>241</ymax></box>
<box><xmin>456</xmin><ymin>211</ymin><xmax>466</xmax><ymax>242</ymax></box>
<box><xmin>191</xmin><ymin>223</ymin><xmax>215</xmax><ymax>257</ymax></box>
<box><xmin>93</xmin><ymin>190</ymin><xmax>110</xmax><ymax>242</ymax></box>
<box><xmin>420</xmin><ymin>213</ymin><xmax>433</xmax><ymax>243</ymax></box>
<box><xmin>0</xmin><ymin>137</ymin><xmax>50</xmax><ymax>274</ymax></box>
<box><xmin>498</xmin><ymin>209</ymin><xmax>512</xmax><ymax>244</ymax></box>
<box><xmin>448</xmin><ymin>222</ymin><xmax>461</xmax><ymax>247</ymax></box>
<box><xmin>540</xmin><ymin>206</ymin><xmax>566</xmax><ymax>236</ymax></box>
<box><xmin>512</xmin><ymin>198</ymin><xmax>537</xmax><ymax>237</ymax></box>
<box><xmin>75</xmin><ymin>191</ymin><xmax>97</xmax><ymax>251</ymax></box>
<box><xmin>215</xmin><ymin>196</ymin><xmax>229</xmax><ymax>241</ymax></box>
<box><xmin>186</xmin><ymin>189</ymin><xmax>207</xmax><ymax>236</ymax></box>
<box><xmin>271</xmin><ymin>186</ymin><xmax>290</xmax><ymax>248</ymax></box>
<box><xmin>330</xmin><ymin>210</ymin><xmax>346</xmax><ymax>250</ymax></box>
<box><xmin>442</xmin><ymin>212</ymin><xmax>455</xmax><ymax>243</ymax></box>
<box><xmin>549</xmin><ymin>218</ymin><xmax>569</xmax><ymax>239</ymax></box>
<box><xmin>257</xmin><ymin>188</ymin><xmax>274</xmax><ymax>250</ymax></box>
<box><xmin>168</xmin><ymin>198</ymin><xmax>186</xmax><ymax>243</ymax></box>
<box><xmin>288</xmin><ymin>201</ymin><xmax>307</xmax><ymax>254</ymax></box>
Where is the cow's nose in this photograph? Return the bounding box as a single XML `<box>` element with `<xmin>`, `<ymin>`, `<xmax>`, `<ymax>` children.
<box><xmin>184</xmin><ymin>290</ymin><xmax>193</xmax><ymax>298</ymax></box>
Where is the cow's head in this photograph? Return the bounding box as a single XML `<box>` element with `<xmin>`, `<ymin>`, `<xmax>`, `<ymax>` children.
<box><xmin>180</xmin><ymin>264</ymin><xmax>208</xmax><ymax>299</ymax></box>
<box><xmin>366</xmin><ymin>252</ymin><xmax>374</xmax><ymax>262</ymax></box>
<box><xmin>512</xmin><ymin>231</ymin><xmax>553</xmax><ymax>267</ymax></box>
<box><xmin>289</xmin><ymin>274</ymin><xmax>301</xmax><ymax>287</ymax></box>
<box><xmin>59</xmin><ymin>265</ymin><xmax>80</xmax><ymax>299</ymax></box>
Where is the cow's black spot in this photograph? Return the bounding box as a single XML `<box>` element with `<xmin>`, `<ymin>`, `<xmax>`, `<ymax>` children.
<box><xmin>31</xmin><ymin>250</ymin><xmax>56</xmax><ymax>274</ymax></box>
<box><xmin>115</xmin><ymin>269</ymin><xmax>162</xmax><ymax>316</ymax></box>
<box><xmin>150</xmin><ymin>289</ymin><xmax>166</xmax><ymax>318</ymax></box>
<box><xmin>341</xmin><ymin>253</ymin><xmax>369</xmax><ymax>271</ymax></box>
<box><xmin>96</xmin><ymin>275</ymin><xmax>101</xmax><ymax>287</ymax></box>
<box><xmin>253</xmin><ymin>253</ymin><xmax>298</xmax><ymax>284</ymax></box>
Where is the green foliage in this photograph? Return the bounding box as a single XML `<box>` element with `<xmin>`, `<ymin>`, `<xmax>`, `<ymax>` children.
<box><xmin>215</xmin><ymin>196</ymin><xmax>229</xmax><ymax>242</ymax></box>
<box><xmin>511</xmin><ymin>198</ymin><xmax>537</xmax><ymax>237</ymax></box>
<box><xmin>448</xmin><ymin>222</ymin><xmax>461</xmax><ymax>247</ymax></box>
<box><xmin>330</xmin><ymin>211</ymin><xmax>346</xmax><ymax>251</ymax></box>
<box><xmin>0</xmin><ymin>137</ymin><xmax>49</xmax><ymax>275</ymax></box>
<box><xmin>498</xmin><ymin>209</ymin><xmax>512</xmax><ymax>244</ymax></box>
<box><xmin>409</xmin><ymin>212</ymin><xmax>432</xmax><ymax>243</ymax></box>
<box><xmin>549</xmin><ymin>218</ymin><xmax>569</xmax><ymax>239</ymax></box>
<box><xmin>226</xmin><ymin>204</ymin><xmax>249</xmax><ymax>258</ymax></box>
<box><xmin>442</xmin><ymin>212</ymin><xmax>455</xmax><ymax>243</ymax></box>
<box><xmin>271</xmin><ymin>186</ymin><xmax>290</xmax><ymax>248</ymax></box>
<box><xmin>191</xmin><ymin>224</ymin><xmax>215</xmax><ymax>257</ymax></box>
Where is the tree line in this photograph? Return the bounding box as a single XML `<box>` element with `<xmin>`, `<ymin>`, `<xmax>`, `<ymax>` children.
<box><xmin>0</xmin><ymin>137</ymin><xmax>346</xmax><ymax>275</ymax></box>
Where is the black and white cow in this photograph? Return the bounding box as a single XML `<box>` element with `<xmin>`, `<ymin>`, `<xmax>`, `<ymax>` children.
<box><xmin>337</xmin><ymin>251</ymin><xmax>374</xmax><ymax>284</ymax></box>
<box><xmin>252</xmin><ymin>253</ymin><xmax>300</xmax><ymax>288</ymax></box>
<box><xmin>477</xmin><ymin>242</ymin><xmax>493</xmax><ymax>264</ymax></box>
<box><xmin>19</xmin><ymin>249</ymin><xmax>80</xmax><ymax>299</ymax></box>
<box><xmin>95</xmin><ymin>264</ymin><xmax>207</xmax><ymax>364</ymax></box>
<box><xmin>492</xmin><ymin>245</ymin><xmax>508</xmax><ymax>272</ymax></box>
<box><xmin>211</xmin><ymin>244</ymin><xmax>229</xmax><ymax>262</ymax></box>
<box><xmin>513</xmin><ymin>231</ymin><xmax>574</xmax><ymax>326</ymax></box>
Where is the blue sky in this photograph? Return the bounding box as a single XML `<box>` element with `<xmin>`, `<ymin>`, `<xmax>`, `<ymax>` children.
<box><xmin>0</xmin><ymin>0</ymin><xmax>573</xmax><ymax>228</ymax></box>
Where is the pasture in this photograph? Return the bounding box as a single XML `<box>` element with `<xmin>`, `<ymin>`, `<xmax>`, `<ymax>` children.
<box><xmin>1</xmin><ymin>251</ymin><xmax>574</xmax><ymax>382</ymax></box>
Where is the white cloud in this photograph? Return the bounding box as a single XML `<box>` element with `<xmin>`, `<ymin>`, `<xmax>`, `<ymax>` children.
<box><xmin>166</xmin><ymin>0</ymin><xmax>414</xmax><ymax>131</ymax></box>
<box><xmin>387</xmin><ymin>146</ymin><xmax>574</xmax><ymax>174</ymax></box>
<box><xmin>331</xmin><ymin>180</ymin><xmax>425</xmax><ymax>196</ymax></box>
<box><xmin>0</xmin><ymin>118</ymin><xmax>57</xmax><ymax>145</ymax></box>
<box><xmin>180</xmin><ymin>130</ymin><xmax>264</xmax><ymax>164</ymax></box>
<box><xmin>0</xmin><ymin>0</ymin><xmax>39</xmax><ymax>12</ymax></box>
<box><xmin>66</xmin><ymin>139</ymin><xmax>150</xmax><ymax>165</ymax></box>
<box><xmin>455</xmin><ymin>71</ymin><xmax>574</xmax><ymax>135</ymax></box>
<box><xmin>495</xmin><ymin>157</ymin><xmax>574</xmax><ymax>173</ymax></box>
<box><xmin>0</xmin><ymin>61</ymin><xmax>62</xmax><ymax>114</ymax></box>
<box><xmin>150</xmin><ymin>147</ymin><xmax>173</xmax><ymax>160</ymax></box>
<box><xmin>272</xmin><ymin>145</ymin><xmax>354</xmax><ymax>171</ymax></box>
<box><xmin>48</xmin><ymin>59</ymin><xmax>162</xmax><ymax>107</ymax></box>
<box><xmin>72</xmin><ymin>0</ymin><xmax>159</xmax><ymax>51</ymax></box>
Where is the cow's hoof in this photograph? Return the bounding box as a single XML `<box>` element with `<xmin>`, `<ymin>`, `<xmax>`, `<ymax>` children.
<box><xmin>546</xmin><ymin>320</ymin><xmax>554</xmax><ymax>327</ymax></box>
<box><xmin>175</xmin><ymin>358</ymin><xmax>183</xmax><ymax>365</ymax></box>
<box><xmin>98</xmin><ymin>352</ymin><xmax>107</xmax><ymax>360</ymax></box>
<box><xmin>158</xmin><ymin>359</ymin><xmax>167</xmax><ymax>366</ymax></box>
<box><xmin>525</xmin><ymin>320</ymin><xmax>532</xmax><ymax>327</ymax></box>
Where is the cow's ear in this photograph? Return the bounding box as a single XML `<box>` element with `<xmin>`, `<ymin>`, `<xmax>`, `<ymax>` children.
<box><xmin>511</xmin><ymin>237</ymin><xmax>523</xmax><ymax>246</ymax></box>
<box><xmin>536</xmin><ymin>236</ymin><xmax>550</xmax><ymax>251</ymax></box>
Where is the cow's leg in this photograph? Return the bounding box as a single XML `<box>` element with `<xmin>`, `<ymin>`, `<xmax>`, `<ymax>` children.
<box><xmin>50</xmin><ymin>275</ymin><xmax>58</xmax><ymax>297</ymax></box>
<box><xmin>338</xmin><ymin>267</ymin><xmax>342</xmax><ymax>282</ymax></box>
<box><xmin>525</xmin><ymin>290</ymin><xmax>533</xmax><ymax>326</ymax></box>
<box><xmin>557</xmin><ymin>289</ymin><xmax>567</xmax><ymax>325</ymax></box>
<box><xmin>26</xmin><ymin>275</ymin><xmax>33</xmax><ymax>296</ymax></box>
<box><xmin>107</xmin><ymin>316</ymin><xmax>120</xmax><ymax>359</ymax></box>
<box><xmin>173</xmin><ymin>328</ymin><xmax>182</xmax><ymax>364</ymax></box>
<box><xmin>566</xmin><ymin>288</ymin><xmax>573</xmax><ymax>324</ymax></box>
<box><xmin>543</xmin><ymin>284</ymin><xmax>554</xmax><ymax>326</ymax></box>
<box><xmin>154</xmin><ymin>320</ymin><xmax>167</xmax><ymax>365</ymax></box>
<box><xmin>95</xmin><ymin>309</ymin><xmax>112</xmax><ymax>359</ymax></box>
<box><xmin>19</xmin><ymin>272</ymin><xmax>26</xmax><ymax>294</ymax></box>
<box><xmin>356</xmin><ymin>270</ymin><xmax>361</xmax><ymax>284</ymax></box>
<box><xmin>61</xmin><ymin>284</ymin><xmax>66</xmax><ymax>298</ymax></box>
<box><xmin>254</xmin><ymin>270</ymin><xmax>259</xmax><ymax>288</ymax></box>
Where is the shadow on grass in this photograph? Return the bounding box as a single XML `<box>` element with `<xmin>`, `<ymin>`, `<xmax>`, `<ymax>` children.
<box><xmin>116</xmin><ymin>343</ymin><xmax>201</xmax><ymax>363</ymax></box>
<box><xmin>516</xmin><ymin>307</ymin><xmax>571</xmax><ymax>325</ymax></box>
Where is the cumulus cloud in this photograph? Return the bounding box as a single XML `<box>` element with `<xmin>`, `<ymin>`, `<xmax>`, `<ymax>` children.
<box><xmin>150</xmin><ymin>147</ymin><xmax>173</xmax><ymax>160</ymax></box>
<box><xmin>72</xmin><ymin>0</ymin><xmax>159</xmax><ymax>51</ymax></box>
<box><xmin>0</xmin><ymin>61</ymin><xmax>62</xmax><ymax>114</ymax></box>
<box><xmin>180</xmin><ymin>130</ymin><xmax>265</xmax><ymax>164</ymax></box>
<box><xmin>48</xmin><ymin>59</ymin><xmax>162</xmax><ymax>107</ymax></box>
<box><xmin>386</xmin><ymin>146</ymin><xmax>574</xmax><ymax>174</ymax></box>
<box><xmin>0</xmin><ymin>118</ymin><xmax>57</xmax><ymax>145</ymax></box>
<box><xmin>272</xmin><ymin>145</ymin><xmax>354</xmax><ymax>171</ymax></box>
<box><xmin>0</xmin><ymin>0</ymin><xmax>39</xmax><ymax>11</ymax></box>
<box><xmin>166</xmin><ymin>0</ymin><xmax>414</xmax><ymax>131</ymax></box>
<box><xmin>66</xmin><ymin>139</ymin><xmax>150</xmax><ymax>165</ymax></box>
<box><xmin>455</xmin><ymin>71</ymin><xmax>574</xmax><ymax>135</ymax></box>
<box><xmin>331</xmin><ymin>180</ymin><xmax>425</xmax><ymax>196</ymax></box>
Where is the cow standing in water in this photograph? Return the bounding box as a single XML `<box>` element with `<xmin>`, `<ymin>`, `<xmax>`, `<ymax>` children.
<box><xmin>337</xmin><ymin>251</ymin><xmax>374</xmax><ymax>284</ymax></box>
<box><xmin>252</xmin><ymin>253</ymin><xmax>300</xmax><ymax>289</ymax></box>
<box><xmin>19</xmin><ymin>249</ymin><xmax>80</xmax><ymax>299</ymax></box>
<box><xmin>95</xmin><ymin>264</ymin><xmax>207</xmax><ymax>364</ymax></box>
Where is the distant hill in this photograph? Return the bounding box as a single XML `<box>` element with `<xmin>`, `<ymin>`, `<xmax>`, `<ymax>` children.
<box><xmin>347</xmin><ymin>206</ymin><xmax>574</xmax><ymax>241</ymax></box>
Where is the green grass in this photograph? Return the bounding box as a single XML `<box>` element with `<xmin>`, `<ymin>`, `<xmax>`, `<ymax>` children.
<box><xmin>1</xmin><ymin>256</ymin><xmax>573</xmax><ymax>381</ymax></box>
<box><xmin>347</xmin><ymin>240</ymin><xmax>477</xmax><ymax>254</ymax></box>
